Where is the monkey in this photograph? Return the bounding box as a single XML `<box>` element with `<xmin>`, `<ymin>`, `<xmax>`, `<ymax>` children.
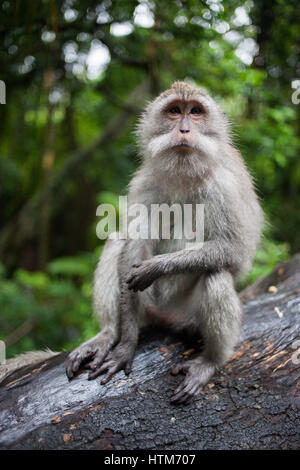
<box><xmin>0</xmin><ymin>349</ymin><xmax>58</xmax><ymax>384</ymax></box>
<box><xmin>66</xmin><ymin>81</ymin><xmax>263</xmax><ymax>404</ymax></box>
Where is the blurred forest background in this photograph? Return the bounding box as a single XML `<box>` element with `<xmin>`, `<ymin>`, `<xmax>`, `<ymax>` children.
<box><xmin>0</xmin><ymin>0</ymin><xmax>299</xmax><ymax>358</ymax></box>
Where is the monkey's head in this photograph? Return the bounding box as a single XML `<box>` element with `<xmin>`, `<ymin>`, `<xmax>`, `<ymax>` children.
<box><xmin>137</xmin><ymin>81</ymin><xmax>230</xmax><ymax>174</ymax></box>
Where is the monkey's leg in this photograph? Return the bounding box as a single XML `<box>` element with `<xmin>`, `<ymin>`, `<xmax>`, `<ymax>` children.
<box><xmin>66</xmin><ymin>238</ymin><xmax>124</xmax><ymax>380</ymax></box>
<box><xmin>170</xmin><ymin>271</ymin><xmax>241</xmax><ymax>404</ymax></box>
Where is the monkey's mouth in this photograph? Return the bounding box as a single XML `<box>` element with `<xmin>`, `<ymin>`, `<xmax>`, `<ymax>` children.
<box><xmin>172</xmin><ymin>142</ymin><xmax>195</xmax><ymax>151</ymax></box>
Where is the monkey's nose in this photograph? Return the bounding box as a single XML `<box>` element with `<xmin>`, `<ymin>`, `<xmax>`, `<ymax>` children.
<box><xmin>180</xmin><ymin>129</ymin><xmax>190</xmax><ymax>134</ymax></box>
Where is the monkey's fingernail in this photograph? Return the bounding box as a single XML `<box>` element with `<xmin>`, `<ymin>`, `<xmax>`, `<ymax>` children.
<box><xmin>101</xmin><ymin>377</ymin><xmax>110</xmax><ymax>385</ymax></box>
<box><xmin>170</xmin><ymin>396</ymin><xmax>179</xmax><ymax>403</ymax></box>
<box><xmin>66</xmin><ymin>366</ymin><xmax>74</xmax><ymax>378</ymax></box>
<box><xmin>101</xmin><ymin>374</ymin><xmax>113</xmax><ymax>384</ymax></box>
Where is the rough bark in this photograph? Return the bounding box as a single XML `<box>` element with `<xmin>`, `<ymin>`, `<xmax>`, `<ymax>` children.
<box><xmin>0</xmin><ymin>256</ymin><xmax>299</xmax><ymax>450</ymax></box>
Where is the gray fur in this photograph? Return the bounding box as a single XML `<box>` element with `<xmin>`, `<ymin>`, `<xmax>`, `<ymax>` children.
<box><xmin>67</xmin><ymin>82</ymin><xmax>263</xmax><ymax>403</ymax></box>
<box><xmin>0</xmin><ymin>349</ymin><xmax>58</xmax><ymax>384</ymax></box>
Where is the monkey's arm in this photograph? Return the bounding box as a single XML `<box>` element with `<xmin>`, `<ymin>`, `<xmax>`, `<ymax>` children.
<box><xmin>91</xmin><ymin>239</ymin><xmax>149</xmax><ymax>382</ymax></box>
<box><xmin>126</xmin><ymin>237</ymin><xmax>243</xmax><ymax>292</ymax></box>
<box><xmin>126</xmin><ymin>192</ymin><xmax>249</xmax><ymax>292</ymax></box>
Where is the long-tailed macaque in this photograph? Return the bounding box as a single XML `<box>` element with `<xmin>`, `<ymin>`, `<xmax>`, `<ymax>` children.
<box><xmin>66</xmin><ymin>81</ymin><xmax>263</xmax><ymax>404</ymax></box>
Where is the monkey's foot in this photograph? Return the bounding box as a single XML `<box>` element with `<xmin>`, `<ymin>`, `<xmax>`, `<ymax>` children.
<box><xmin>87</xmin><ymin>342</ymin><xmax>136</xmax><ymax>384</ymax></box>
<box><xmin>170</xmin><ymin>357</ymin><xmax>216</xmax><ymax>404</ymax></box>
<box><xmin>66</xmin><ymin>333</ymin><xmax>113</xmax><ymax>380</ymax></box>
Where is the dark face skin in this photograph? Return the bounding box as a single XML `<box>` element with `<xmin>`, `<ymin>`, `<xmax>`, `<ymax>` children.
<box><xmin>164</xmin><ymin>99</ymin><xmax>205</xmax><ymax>152</ymax></box>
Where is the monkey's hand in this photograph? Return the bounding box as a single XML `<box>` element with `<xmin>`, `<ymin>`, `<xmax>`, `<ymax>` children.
<box><xmin>66</xmin><ymin>332</ymin><xmax>113</xmax><ymax>380</ymax></box>
<box><xmin>87</xmin><ymin>341</ymin><xmax>137</xmax><ymax>384</ymax></box>
<box><xmin>126</xmin><ymin>257</ymin><xmax>166</xmax><ymax>292</ymax></box>
<box><xmin>170</xmin><ymin>357</ymin><xmax>216</xmax><ymax>404</ymax></box>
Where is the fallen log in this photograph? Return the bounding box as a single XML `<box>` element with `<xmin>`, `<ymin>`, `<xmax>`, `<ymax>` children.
<box><xmin>0</xmin><ymin>255</ymin><xmax>299</xmax><ymax>450</ymax></box>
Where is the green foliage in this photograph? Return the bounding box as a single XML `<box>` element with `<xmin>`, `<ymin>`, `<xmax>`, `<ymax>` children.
<box><xmin>238</xmin><ymin>238</ymin><xmax>290</xmax><ymax>290</ymax></box>
<box><xmin>0</xmin><ymin>252</ymin><xmax>100</xmax><ymax>358</ymax></box>
<box><xmin>47</xmin><ymin>256</ymin><xmax>92</xmax><ymax>278</ymax></box>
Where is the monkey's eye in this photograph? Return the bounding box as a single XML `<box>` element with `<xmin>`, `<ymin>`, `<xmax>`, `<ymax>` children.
<box><xmin>190</xmin><ymin>106</ymin><xmax>203</xmax><ymax>114</ymax></box>
<box><xmin>168</xmin><ymin>106</ymin><xmax>181</xmax><ymax>114</ymax></box>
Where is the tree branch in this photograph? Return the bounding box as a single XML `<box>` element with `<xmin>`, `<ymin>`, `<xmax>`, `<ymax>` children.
<box><xmin>0</xmin><ymin>254</ymin><xmax>299</xmax><ymax>449</ymax></box>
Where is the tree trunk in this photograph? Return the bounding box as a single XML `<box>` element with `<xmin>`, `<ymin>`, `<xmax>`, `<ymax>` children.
<box><xmin>0</xmin><ymin>256</ymin><xmax>299</xmax><ymax>450</ymax></box>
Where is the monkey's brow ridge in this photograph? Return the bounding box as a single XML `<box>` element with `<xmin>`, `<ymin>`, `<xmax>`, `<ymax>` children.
<box><xmin>157</xmin><ymin>83</ymin><xmax>207</xmax><ymax>103</ymax></box>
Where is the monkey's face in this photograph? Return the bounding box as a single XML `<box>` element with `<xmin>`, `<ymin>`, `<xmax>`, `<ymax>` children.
<box><xmin>160</xmin><ymin>98</ymin><xmax>209</xmax><ymax>154</ymax></box>
<box><xmin>137</xmin><ymin>82</ymin><xmax>229</xmax><ymax>166</ymax></box>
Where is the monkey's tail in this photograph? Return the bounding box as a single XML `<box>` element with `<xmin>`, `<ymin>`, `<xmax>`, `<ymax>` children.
<box><xmin>0</xmin><ymin>349</ymin><xmax>59</xmax><ymax>384</ymax></box>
